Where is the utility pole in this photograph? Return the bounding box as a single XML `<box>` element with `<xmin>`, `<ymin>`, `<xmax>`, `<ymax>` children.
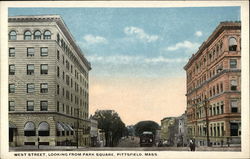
<box><xmin>204</xmin><ymin>97</ymin><xmax>210</xmax><ymax>147</ymax></box>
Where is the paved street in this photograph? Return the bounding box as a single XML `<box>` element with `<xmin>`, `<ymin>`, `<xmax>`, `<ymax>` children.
<box><xmin>10</xmin><ymin>136</ymin><xmax>241</xmax><ymax>152</ymax></box>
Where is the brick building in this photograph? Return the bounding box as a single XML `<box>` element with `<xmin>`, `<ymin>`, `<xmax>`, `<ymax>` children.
<box><xmin>8</xmin><ymin>15</ymin><xmax>91</xmax><ymax>147</ymax></box>
<box><xmin>184</xmin><ymin>22</ymin><xmax>241</xmax><ymax>146</ymax></box>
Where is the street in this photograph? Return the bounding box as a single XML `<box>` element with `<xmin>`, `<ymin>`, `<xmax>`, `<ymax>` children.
<box><xmin>10</xmin><ymin>136</ymin><xmax>241</xmax><ymax>151</ymax></box>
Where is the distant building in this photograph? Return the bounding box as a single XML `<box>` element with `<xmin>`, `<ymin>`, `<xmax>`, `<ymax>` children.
<box><xmin>8</xmin><ymin>15</ymin><xmax>91</xmax><ymax>147</ymax></box>
<box><xmin>90</xmin><ymin>116</ymin><xmax>98</xmax><ymax>147</ymax></box>
<box><xmin>127</xmin><ymin>125</ymin><xmax>135</xmax><ymax>136</ymax></box>
<box><xmin>184</xmin><ymin>21</ymin><xmax>241</xmax><ymax>146</ymax></box>
<box><xmin>160</xmin><ymin>117</ymin><xmax>175</xmax><ymax>144</ymax></box>
<box><xmin>176</xmin><ymin>113</ymin><xmax>188</xmax><ymax>146</ymax></box>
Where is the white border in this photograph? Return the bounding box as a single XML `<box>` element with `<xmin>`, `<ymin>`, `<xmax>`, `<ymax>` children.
<box><xmin>0</xmin><ymin>1</ymin><xmax>249</xmax><ymax>159</ymax></box>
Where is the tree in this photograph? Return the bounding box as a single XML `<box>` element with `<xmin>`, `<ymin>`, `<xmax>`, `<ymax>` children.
<box><xmin>134</xmin><ymin>120</ymin><xmax>160</xmax><ymax>136</ymax></box>
<box><xmin>93</xmin><ymin>109</ymin><xmax>126</xmax><ymax>147</ymax></box>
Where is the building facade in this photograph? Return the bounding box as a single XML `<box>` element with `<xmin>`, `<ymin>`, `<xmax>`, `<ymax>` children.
<box><xmin>160</xmin><ymin>117</ymin><xmax>175</xmax><ymax>144</ymax></box>
<box><xmin>8</xmin><ymin>15</ymin><xmax>91</xmax><ymax>147</ymax></box>
<box><xmin>184</xmin><ymin>22</ymin><xmax>241</xmax><ymax>146</ymax></box>
<box><xmin>176</xmin><ymin>113</ymin><xmax>188</xmax><ymax>146</ymax></box>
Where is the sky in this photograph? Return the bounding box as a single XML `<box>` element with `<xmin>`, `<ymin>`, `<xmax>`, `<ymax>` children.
<box><xmin>9</xmin><ymin>7</ymin><xmax>240</xmax><ymax>125</ymax></box>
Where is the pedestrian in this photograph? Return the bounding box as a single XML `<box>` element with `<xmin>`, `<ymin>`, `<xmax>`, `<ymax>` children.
<box><xmin>192</xmin><ymin>139</ymin><xmax>196</xmax><ymax>151</ymax></box>
<box><xmin>189</xmin><ymin>139</ymin><xmax>193</xmax><ymax>151</ymax></box>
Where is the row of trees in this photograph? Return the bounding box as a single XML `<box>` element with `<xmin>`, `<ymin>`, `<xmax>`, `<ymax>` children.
<box><xmin>92</xmin><ymin>109</ymin><xmax>160</xmax><ymax>147</ymax></box>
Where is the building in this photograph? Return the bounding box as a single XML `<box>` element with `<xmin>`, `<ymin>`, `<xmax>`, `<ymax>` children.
<box><xmin>8</xmin><ymin>15</ymin><xmax>91</xmax><ymax>147</ymax></box>
<box><xmin>184</xmin><ymin>22</ymin><xmax>241</xmax><ymax>146</ymax></box>
<box><xmin>160</xmin><ymin>117</ymin><xmax>175</xmax><ymax>144</ymax></box>
<box><xmin>176</xmin><ymin>113</ymin><xmax>188</xmax><ymax>146</ymax></box>
<box><xmin>90</xmin><ymin>116</ymin><xmax>98</xmax><ymax>147</ymax></box>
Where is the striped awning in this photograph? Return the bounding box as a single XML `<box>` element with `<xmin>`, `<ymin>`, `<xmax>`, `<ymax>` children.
<box><xmin>57</xmin><ymin>122</ymin><xmax>65</xmax><ymax>131</ymax></box>
<box><xmin>9</xmin><ymin>122</ymin><xmax>16</xmax><ymax>129</ymax></box>
<box><xmin>24</xmin><ymin>122</ymin><xmax>35</xmax><ymax>131</ymax></box>
<box><xmin>38</xmin><ymin>122</ymin><xmax>49</xmax><ymax>131</ymax></box>
<box><xmin>66</xmin><ymin>124</ymin><xmax>74</xmax><ymax>131</ymax></box>
<box><xmin>58</xmin><ymin>122</ymin><xmax>70</xmax><ymax>131</ymax></box>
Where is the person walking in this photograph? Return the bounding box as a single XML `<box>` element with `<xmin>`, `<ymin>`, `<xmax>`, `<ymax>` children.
<box><xmin>189</xmin><ymin>139</ymin><xmax>193</xmax><ymax>151</ymax></box>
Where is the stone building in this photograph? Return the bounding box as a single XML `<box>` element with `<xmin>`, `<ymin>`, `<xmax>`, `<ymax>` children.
<box><xmin>90</xmin><ymin>116</ymin><xmax>98</xmax><ymax>147</ymax></box>
<box><xmin>176</xmin><ymin>113</ymin><xmax>188</xmax><ymax>146</ymax></box>
<box><xmin>184</xmin><ymin>21</ymin><xmax>241</xmax><ymax>146</ymax></box>
<box><xmin>8</xmin><ymin>15</ymin><xmax>91</xmax><ymax>147</ymax></box>
<box><xmin>160</xmin><ymin>117</ymin><xmax>175</xmax><ymax>144</ymax></box>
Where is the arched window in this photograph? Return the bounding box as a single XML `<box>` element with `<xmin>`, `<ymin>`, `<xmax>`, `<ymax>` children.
<box><xmin>44</xmin><ymin>30</ymin><xmax>51</xmax><ymax>39</ymax></box>
<box><xmin>9</xmin><ymin>30</ymin><xmax>17</xmax><ymax>40</ymax></box>
<box><xmin>38</xmin><ymin>122</ymin><xmax>50</xmax><ymax>136</ymax></box>
<box><xmin>24</xmin><ymin>122</ymin><xmax>36</xmax><ymax>136</ymax></box>
<box><xmin>229</xmin><ymin>37</ymin><xmax>237</xmax><ymax>51</ymax></box>
<box><xmin>24</xmin><ymin>31</ymin><xmax>32</xmax><ymax>40</ymax></box>
<box><xmin>34</xmin><ymin>30</ymin><xmax>41</xmax><ymax>40</ymax></box>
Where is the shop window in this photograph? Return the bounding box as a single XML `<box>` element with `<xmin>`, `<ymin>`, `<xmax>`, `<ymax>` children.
<box><xmin>24</xmin><ymin>122</ymin><xmax>36</xmax><ymax>136</ymax></box>
<box><xmin>38</xmin><ymin>122</ymin><xmax>50</xmax><ymax>136</ymax></box>
<box><xmin>230</xmin><ymin>123</ymin><xmax>239</xmax><ymax>136</ymax></box>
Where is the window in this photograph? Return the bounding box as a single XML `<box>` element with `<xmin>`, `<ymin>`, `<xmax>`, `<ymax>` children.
<box><xmin>231</xmin><ymin>100</ymin><xmax>238</xmax><ymax>113</ymax></box>
<box><xmin>27</xmin><ymin>101</ymin><xmax>34</xmax><ymax>111</ymax></box>
<box><xmin>40</xmin><ymin>83</ymin><xmax>48</xmax><ymax>93</ymax></box>
<box><xmin>230</xmin><ymin>80</ymin><xmax>237</xmax><ymax>91</ymax></box>
<box><xmin>221</xmin><ymin>102</ymin><xmax>224</xmax><ymax>114</ymax></box>
<box><xmin>38</xmin><ymin>122</ymin><xmax>50</xmax><ymax>136</ymax></box>
<box><xmin>57</xmin><ymin>66</ymin><xmax>60</xmax><ymax>77</ymax></box>
<box><xmin>9</xmin><ymin>30</ymin><xmax>17</xmax><ymax>40</ymax></box>
<box><xmin>57</xmin><ymin>33</ymin><xmax>60</xmax><ymax>43</ymax></box>
<box><xmin>27</xmin><ymin>48</ymin><xmax>35</xmax><ymax>57</ymax></box>
<box><xmin>9</xmin><ymin>48</ymin><xmax>15</xmax><ymax>57</ymax></box>
<box><xmin>27</xmin><ymin>83</ymin><xmax>35</xmax><ymax>93</ymax></box>
<box><xmin>9</xmin><ymin>101</ymin><xmax>15</xmax><ymax>111</ymax></box>
<box><xmin>9</xmin><ymin>65</ymin><xmax>15</xmax><ymax>75</ymax></box>
<box><xmin>230</xmin><ymin>123</ymin><xmax>239</xmax><ymax>136</ymax></box>
<box><xmin>57</xmin><ymin>50</ymin><xmax>60</xmax><ymax>60</ymax></box>
<box><xmin>24</xmin><ymin>122</ymin><xmax>36</xmax><ymax>136</ymax></box>
<box><xmin>40</xmin><ymin>101</ymin><xmax>48</xmax><ymax>111</ymax></box>
<box><xmin>62</xmin><ymin>56</ymin><xmax>65</xmax><ymax>65</ymax></box>
<box><xmin>9</xmin><ymin>84</ymin><xmax>15</xmax><ymax>93</ymax></box>
<box><xmin>230</xmin><ymin>59</ymin><xmax>237</xmax><ymax>69</ymax></box>
<box><xmin>66</xmin><ymin>60</ymin><xmax>70</xmax><ymax>70</ymax></box>
<box><xmin>40</xmin><ymin>47</ymin><xmax>48</xmax><ymax>56</ymax></box>
<box><xmin>229</xmin><ymin>37</ymin><xmax>237</xmax><ymax>51</ymax></box>
<box><xmin>220</xmin><ymin>83</ymin><xmax>223</xmax><ymax>92</ymax></box>
<box><xmin>44</xmin><ymin>30</ymin><xmax>51</xmax><ymax>39</ymax></box>
<box><xmin>57</xmin><ymin>85</ymin><xmax>60</xmax><ymax>95</ymax></box>
<box><xmin>34</xmin><ymin>30</ymin><xmax>41</xmax><ymax>40</ymax></box>
<box><xmin>66</xmin><ymin>75</ymin><xmax>70</xmax><ymax>85</ymax></box>
<box><xmin>57</xmin><ymin>101</ymin><xmax>59</xmax><ymax>112</ymax></box>
<box><xmin>27</xmin><ymin>64</ymin><xmax>34</xmax><ymax>75</ymax></box>
<box><xmin>63</xmin><ymin>71</ymin><xmax>65</xmax><ymax>80</ymax></box>
<box><xmin>24</xmin><ymin>31</ymin><xmax>32</xmax><ymax>40</ymax></box>
<box><xmin>40</xmin><ymin>64</ymin><xmax>48</xmax><ymax>74</ymax></box>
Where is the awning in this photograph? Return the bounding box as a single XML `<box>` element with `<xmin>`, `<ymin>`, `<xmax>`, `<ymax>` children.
<box><xmin>9</xmin><ymin>122</ymin><xmax>16</xmax><ymax>129</ymax></box>
<box><xmin>24</xmin><ymin>122</ymin><xmax>35</xmax><ymax>131</ymax></box>
<box><xmin>66</xmin><ymin>124</ymin><xmax>74</xmax><ymax>131</ymax></box>
<box><xmin>38</xmin><ymin>122</ymin><xmax>49</xmax><ymax>131</ymax></box>
<box><xmin>58</xmin><ymin>122</ymin><xmax>70</xmax><ymax>131</ymax></box>
<box><xmin>57</xmin><ymin>122</ymin><xmax>65</xmax><ymax>131</ymax></box>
